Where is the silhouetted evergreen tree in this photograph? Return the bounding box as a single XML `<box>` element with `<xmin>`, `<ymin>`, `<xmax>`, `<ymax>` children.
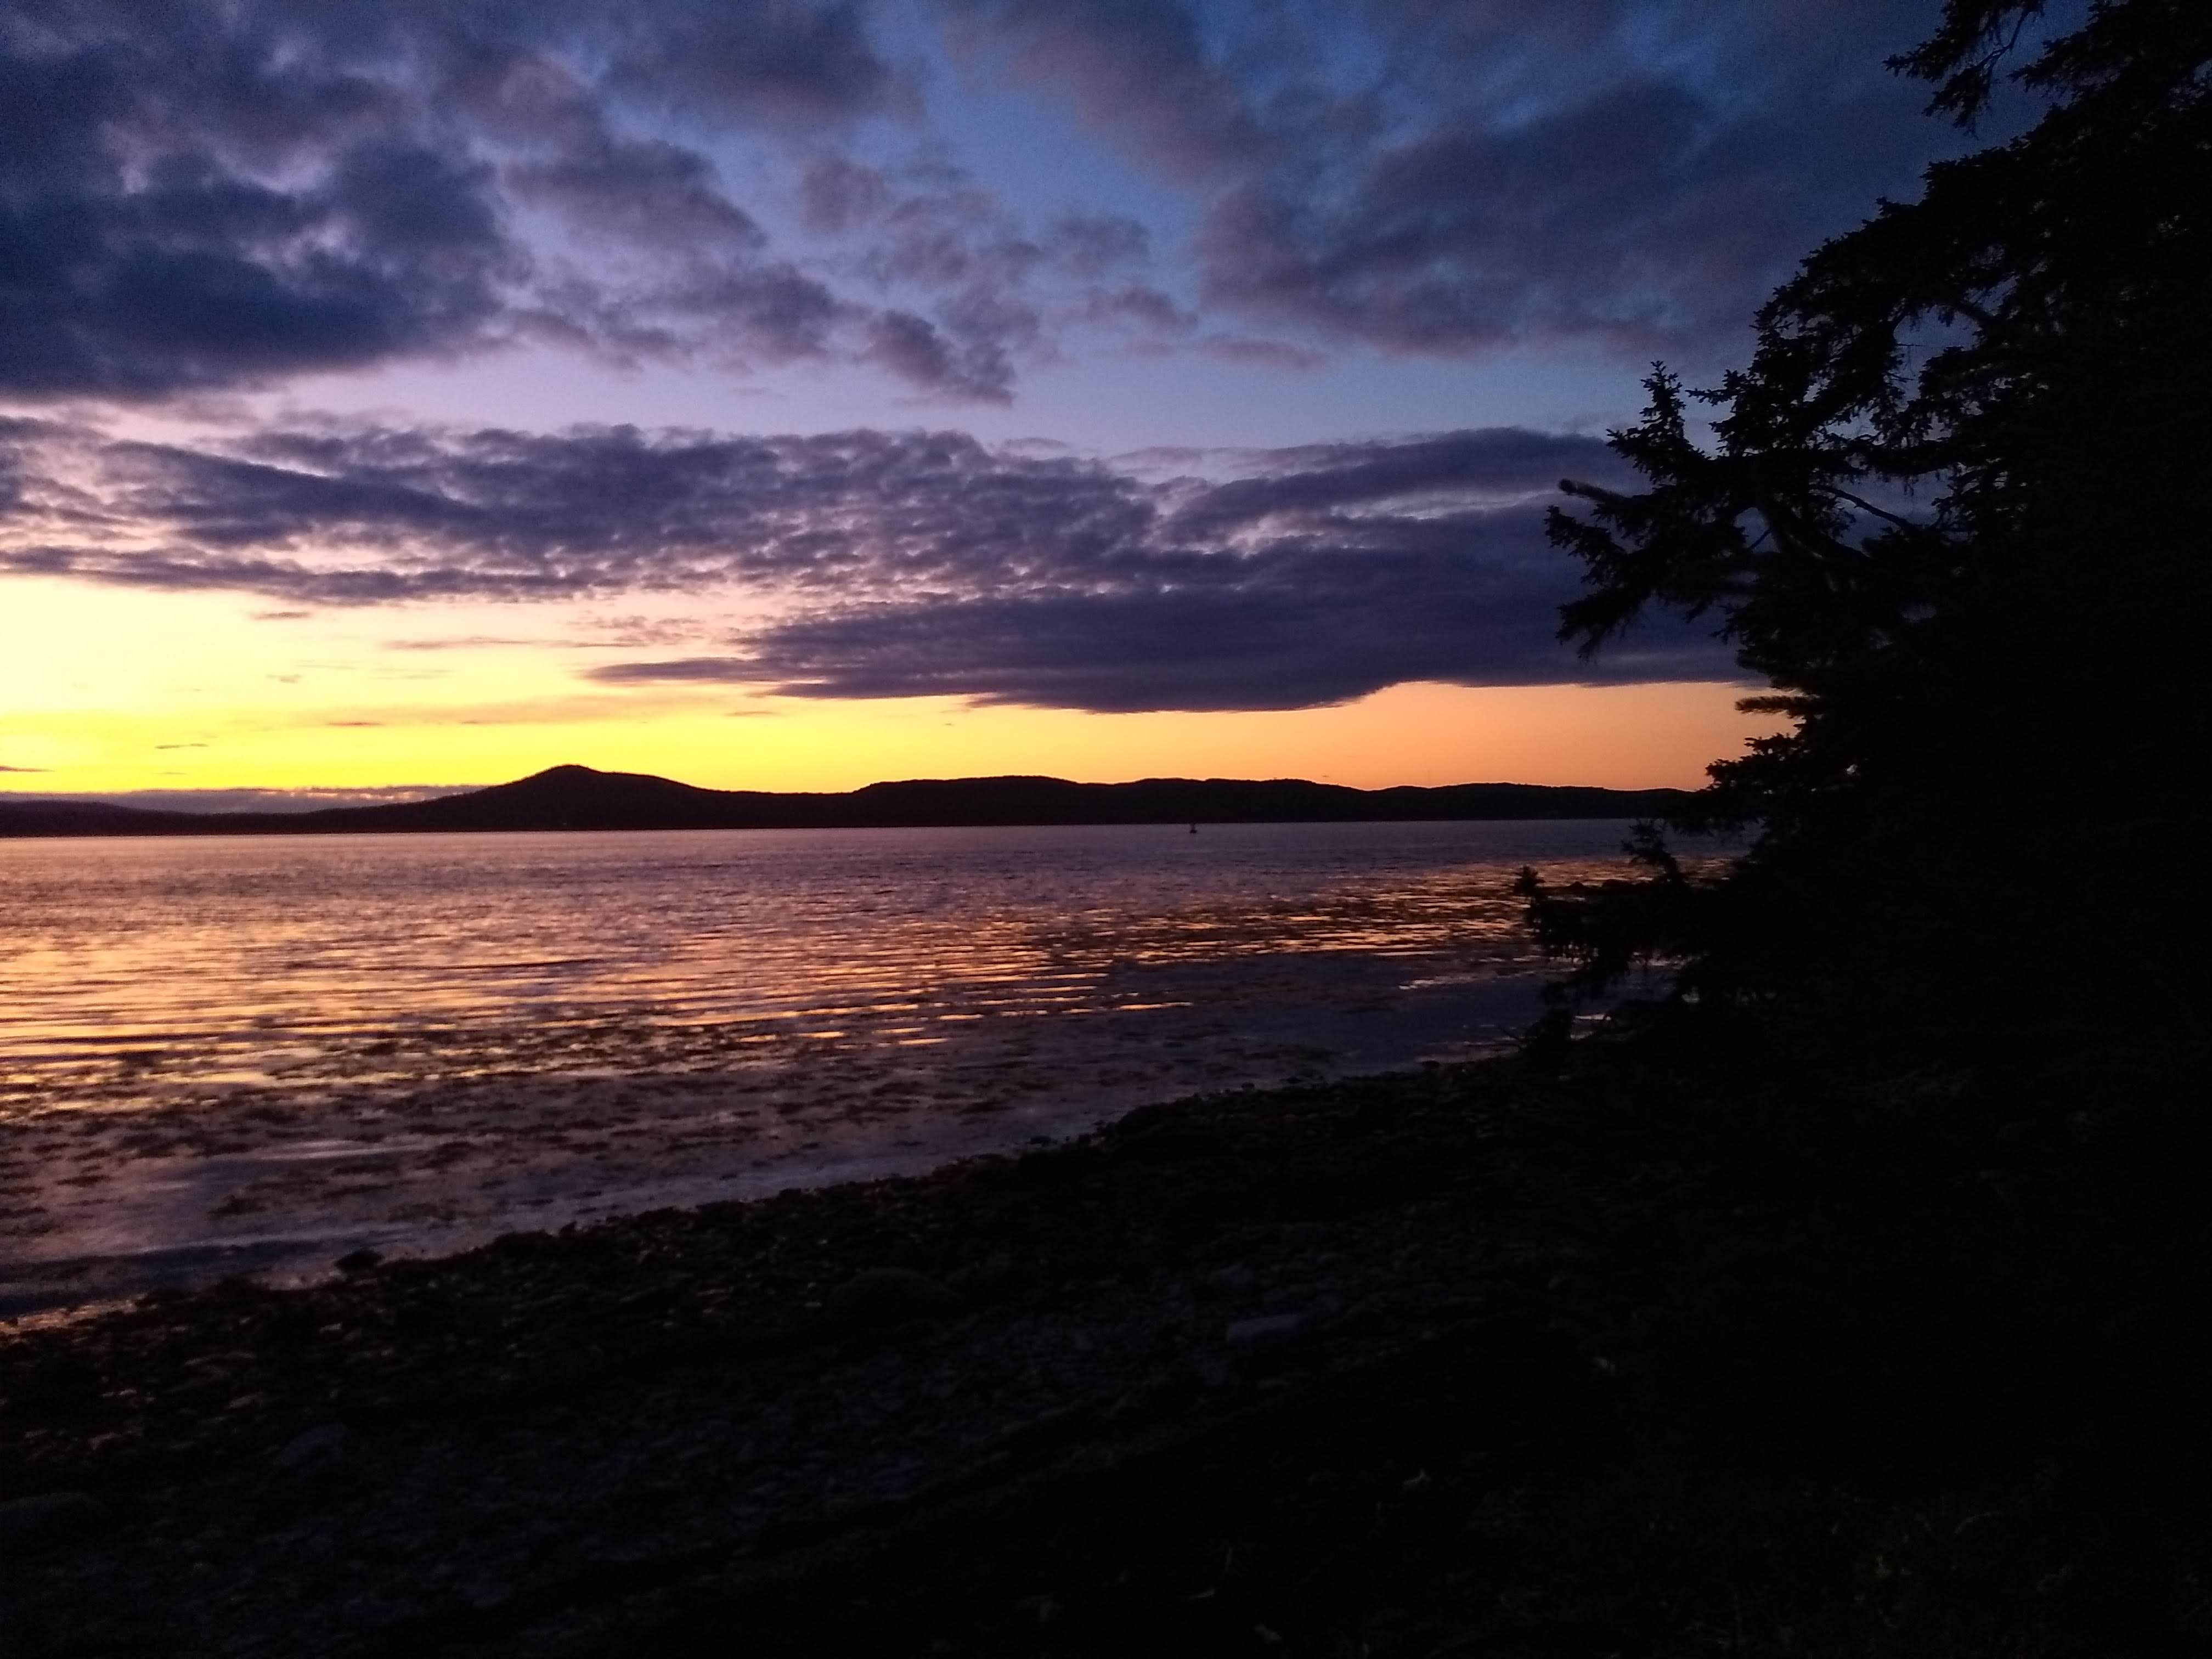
<box><xmin>1524</xmin><ymin>0</ymin><xmax>2211</xmax><ymax>1065</ymax></box>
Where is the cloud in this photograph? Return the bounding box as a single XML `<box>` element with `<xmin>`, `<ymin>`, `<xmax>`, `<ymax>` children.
<box><xmin>799</xmin><ymin>153</ymin><xmax>897</xmax><ymax>235</ymax></box>
<box><xmin>0</xmin><ymin>416</ymin><xmax>1150</xmax><ymax>602</ymax></box>
<box><xmin>795</xmin><ymin>156</ymin><xmax>1165</xmax><ymax>389</ymax></box>
<box><xmin>5</xmin><ymin>785</ymin><xmax>471</xmax><ymax>814</ymax></box>
<box><xmin>0</xmin><ymin>764</ymin><xmax>48</xmax><ymax>772</ymax></box>
<box><xmin>0</xmin><ymin>1</ymin><xmax>1024</xmax><ymax>403</ymax></box>
<box><xmin>1043</xmin><ymin>213</ymin><xmax>1150</xmax><ymax>278</ymax></box>
<box><xmin>588</xmin><ymin>530</ymin><xmax>1725</xmax><ymax>712</ymax></box>
<box><xmin>0</xmin><ymin>42</ymin><xmax>522</xmax><ymax>398</ymax></box>
<box><xmin>596</xmin><ymin>0</ymin><xmax>908</xmax><ymax>129</ymax></box>
<box><xmin>592</xmin><ymin>657</ymin><xmax>765</xmax><ymax>684</ymax></box>
<box><xmin>943</xmin><ymin>0</ymin><xmax>1271</xmax><ymax>179</ymax></box>
<box><xmin>570</xmin><ymin>614</ymin><xmax>713</xmax><ymax>649</ymax></box>
<box><xmin>0</xmin><ymin>0</ymin><xmax>1982</xmax><ymax>410</ymax></box>
<box><xmin>1196</xmin><ymin>336</ymin><xmax>1323</xmax><ymax>371</ymax></box>
<box><xmin>0</xmin><ymin>411</ymin><xmax>1736</xmax><ymax>710</ymax></box>
<box><xmin>1161</xmin><ymin>430</ymin><xmax>1594</xmax><ymax>535</ymax></box>
<box><xmin>382</xmin><ymin>635</ymin><xmax>548</xmax><ymax>651</ymax></box>
<box><xmin>950</xmin><ymin>0</ymin><xmax>1961</xmax><ymax>360</ymax></box>
<box><xmin>862</xmin><ymin>312</ymin><xmax>1014</xmax><ymax>403</ymax></box>
<box><xmin>509</xmin><ymin>136</ymin><xmax>770</xmax><ymax>252</ymax></box>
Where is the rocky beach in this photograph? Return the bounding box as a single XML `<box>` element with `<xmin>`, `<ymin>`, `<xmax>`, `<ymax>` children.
<box><xmin>4</xmin><ymin>1062</ymin><xmax>1609</xmax><ymax>1656</ymax></box>
<box><xmin>7</xmin><ymin>1045</ymin><xmax>2205</xmax><ymax>1657</ymax></box>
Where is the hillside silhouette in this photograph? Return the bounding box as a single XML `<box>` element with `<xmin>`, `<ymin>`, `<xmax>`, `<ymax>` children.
<box><xmin>0</xmin><ymin>765</ymin><xmax>1695</xmax><ymax>838</ymax></box>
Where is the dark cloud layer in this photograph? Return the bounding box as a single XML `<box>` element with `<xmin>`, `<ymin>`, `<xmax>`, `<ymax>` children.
<box><xmin>1</xmin><ymin>786</ymin><xmax>467</xmax><ymax>813</ymax></box>
<box><xmin>0</xmin><ymin>0</ymin><xmax>1974</xmax><ymax>405</ymax></box>
<box><xmin>951</xmin><ymin>0</ymin><xmax>1960</xmax><ymax>357</ymax></box>
<box><xmin>0</xmin><ymin>414</ymin><xmax>1732</xmax><ymax>710</ymax></box>
<box><xmin>0</xmin><ymin>0</ymin><xmax>1001</xmax><ymax>400</ymax></box>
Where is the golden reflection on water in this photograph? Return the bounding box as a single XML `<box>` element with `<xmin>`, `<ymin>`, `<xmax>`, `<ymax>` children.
<box><xmin>0</xmin><ymin>821</ymin><xmax>1662</xmax><ymax>1299</ymax></box>
<box><xmin>0</xmin><ymin>821</ymin><xmax>1622</xmax><ymax>1118</ymax></box>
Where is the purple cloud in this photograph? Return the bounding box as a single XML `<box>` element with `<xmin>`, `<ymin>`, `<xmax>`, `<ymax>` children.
<box><xmin>0</xmin><ymin>0</ymin><xmax>1984</xmax><ymax>406</ymax></box>
<box><xmin>0</xmin><ymin>411</ymin><xmax>1732</xmax><ymax>710</ymax></box>
<box><xmin>0</xmin><ymin>1</ymin><xmax>1017</xmax><ymax>402</ymax></box>
<box><xmin>951</xmin><ymin>0</ymin><xmax>1962</xmax><ymax>360</ymax></box>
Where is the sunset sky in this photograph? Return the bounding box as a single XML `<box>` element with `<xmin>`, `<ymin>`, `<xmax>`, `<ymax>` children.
<box><xmin>1</xmin><ymin>0</ymin><xmax>1980</xmax><ymax>808</ymax></box>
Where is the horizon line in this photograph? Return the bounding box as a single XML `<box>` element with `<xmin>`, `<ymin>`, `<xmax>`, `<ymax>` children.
<box><xmin>0</xmin><ymin>763</ymin><xmax>1700</xmax><ymax>818</ymax></box>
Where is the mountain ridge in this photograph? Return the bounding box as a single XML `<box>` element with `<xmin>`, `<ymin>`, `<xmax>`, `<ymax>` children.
<box><xmin>0</xmin><ymin>764</ymin><xmax>1697</xmax><ymax>838</ymax></box>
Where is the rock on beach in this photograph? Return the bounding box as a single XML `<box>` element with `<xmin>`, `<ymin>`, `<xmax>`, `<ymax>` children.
<box><xmin>0</xmin><ymin>1492</ymin><xmax>108</xmax><ymax>1554</ymax></box>
<box><xmin>825</xmin><ymin>1267</ymin><xmax>962</xmax><ymax>1335</ymax></box>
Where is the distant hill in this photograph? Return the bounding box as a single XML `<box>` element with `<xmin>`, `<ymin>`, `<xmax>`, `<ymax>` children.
<box><xmin>0</xmin><ymin>764</ymin><xmax>1697</xmax><ymax>838</ymax></box>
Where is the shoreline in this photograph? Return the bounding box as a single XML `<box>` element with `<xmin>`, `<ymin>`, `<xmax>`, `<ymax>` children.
<box><xmin>3</xmin><ymin>1058</ymin><xmax>1615</xmax><ymax>1655</ymax></box>
<box><xmin>2</xmin><ymin>1059</ymin><xmax>1540</xmax><ymax>1475</ymax></box>
<box><xmin>8</xmin><ymin>1047</ymin><xmax>2199</xmax><ymax>1656</ymax></box>
<box><xmin>0</xmin><ymin>1026</ymin><xmax>1532</xmax><ymax>1322</ymax></box>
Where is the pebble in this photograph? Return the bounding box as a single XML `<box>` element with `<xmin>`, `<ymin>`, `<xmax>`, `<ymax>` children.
<box><xmin>0</xmin><ymin>1492</ymin><xmax>109</xmax><ymax>1554</ymax></box>
<box><xmin>826</xmin><ymin>1267</ymin><xmax>961</xmax><ymax>1334</ymax></box>
<box><xmin>1224</xmin><ymin>1312</ymin><xmax>1308</xmax><ymax>1348</ymax></box>
<box><xmin>273</xmin><ymin>1424</ymin><xmax>351</xmax><ymax>1474</ymax></box>
<box><xmin>340</xmin><ymin>1593</ymin><xmax>419</xmax><ymax>1633</ymax></box>
<box><xmin>953</xmin><ymin>1252</ymin><xmax>1016</xmax><ymax>1293</ymax></box>
<box><xmin>2</xmin><ymin>1065</ymin><xmax>1552</xmax><ymax>1656</ymax></box>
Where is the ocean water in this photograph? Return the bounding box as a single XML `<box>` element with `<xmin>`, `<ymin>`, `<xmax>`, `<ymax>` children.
<box><xmin>0</xmin><ymin>819</ymin><xmax>1660</xmax><ymax>1310</ymax></box>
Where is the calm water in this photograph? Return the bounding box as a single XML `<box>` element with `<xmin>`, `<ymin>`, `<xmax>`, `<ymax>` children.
<box><xmin>0</xmin><ymin>820</ymin><xmax>1656</xmax><ymax>1310</ymax></box>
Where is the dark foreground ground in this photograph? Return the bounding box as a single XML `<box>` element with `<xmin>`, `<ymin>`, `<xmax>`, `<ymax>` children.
<box><xmin>3</xmin><ymin>1044</ymin><xmax>2208</xmax><ymax>1657</ymax></box>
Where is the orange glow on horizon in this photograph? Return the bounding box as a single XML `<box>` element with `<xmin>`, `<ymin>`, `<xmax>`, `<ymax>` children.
<box><xmin>2</xmin><ymin>578</ymin><xmax>1781</xmax><ymax>796</ymax></box>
